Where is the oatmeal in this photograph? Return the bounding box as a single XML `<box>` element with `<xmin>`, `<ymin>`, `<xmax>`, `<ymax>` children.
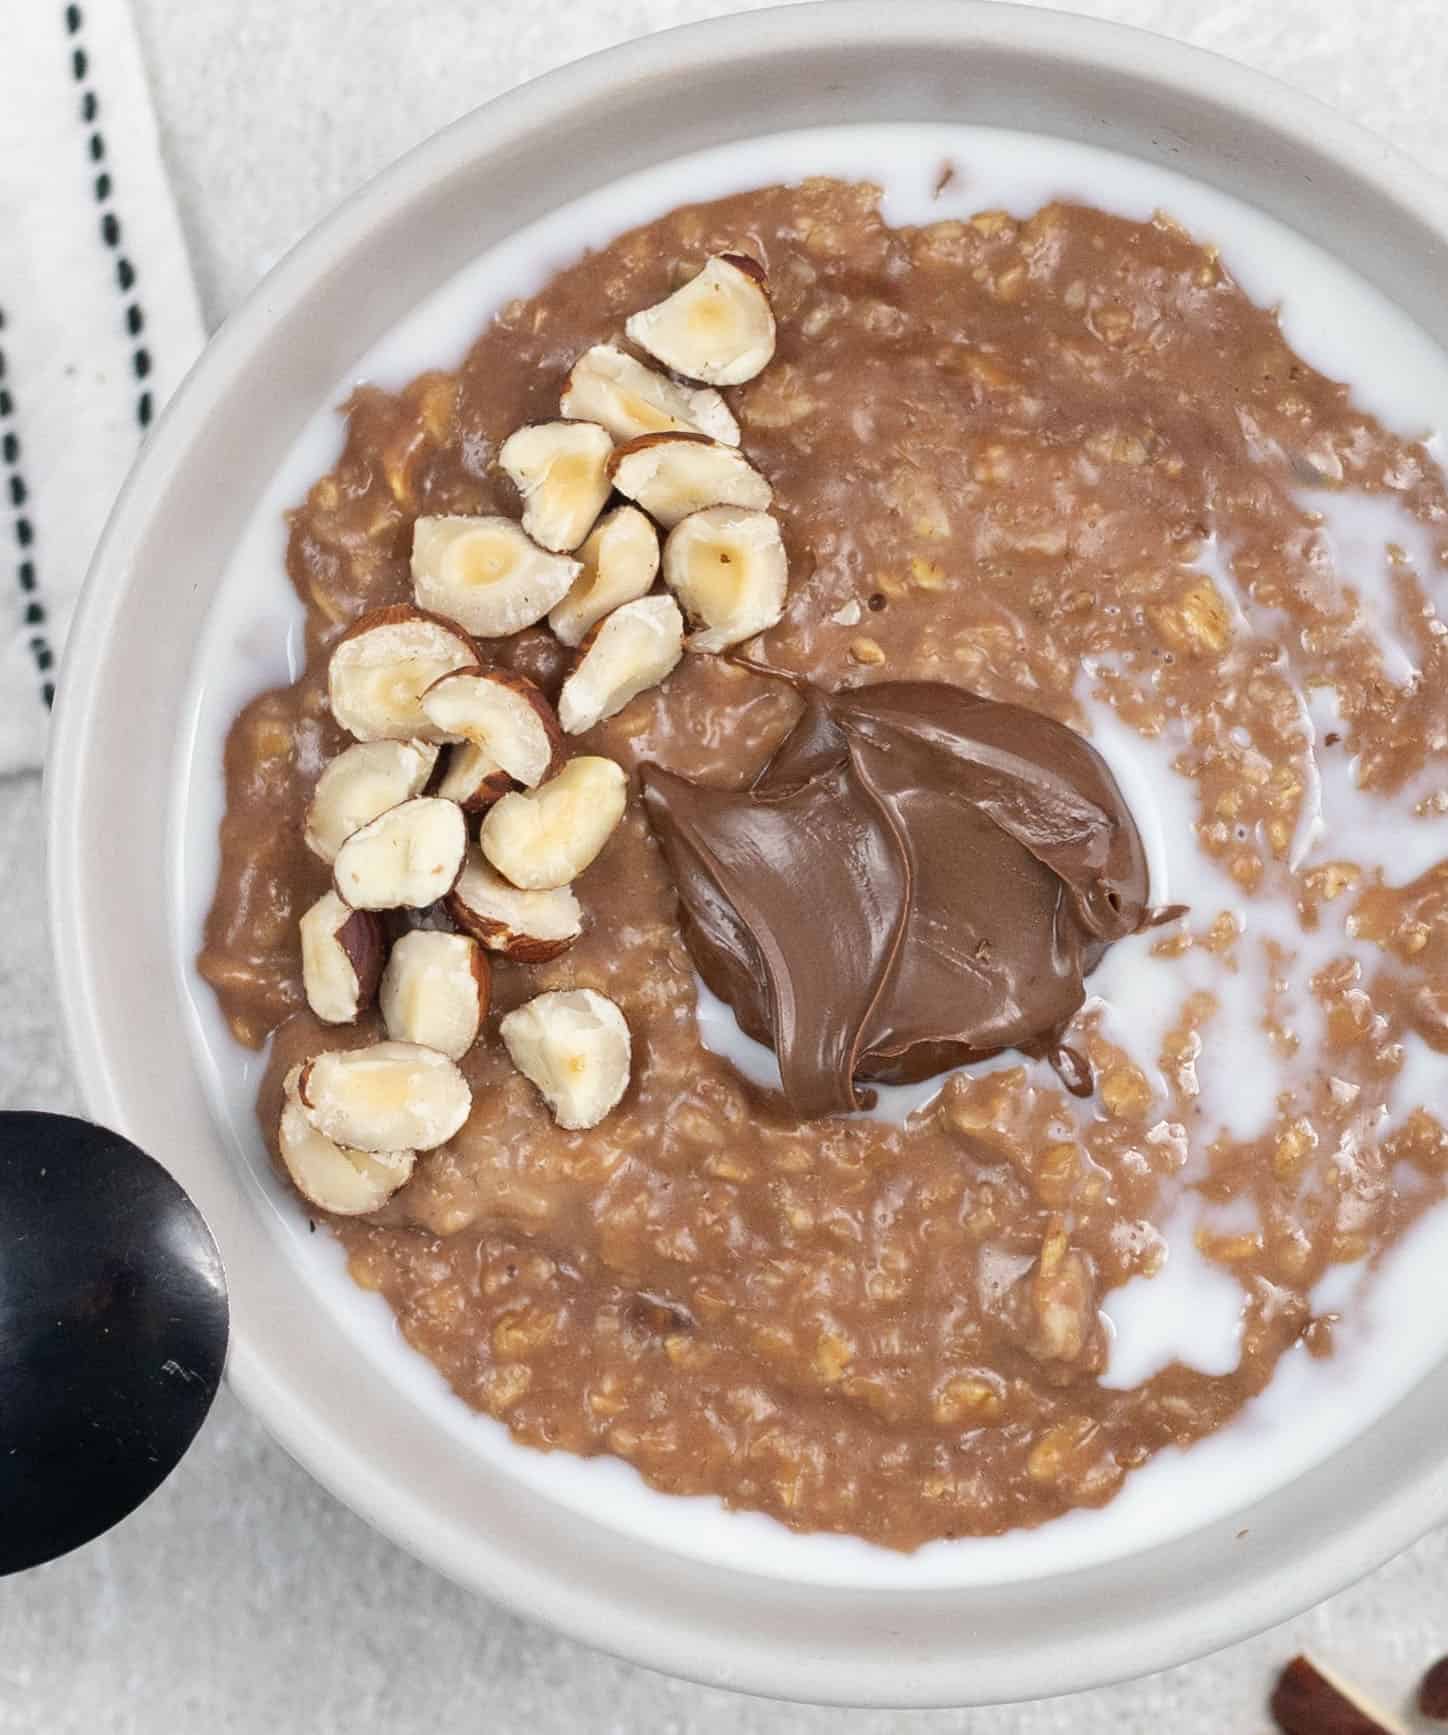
<box><xmin>200</xmin><ymin>179</ymin><xmax>1448</xmax><ymax>1550</ymax></box>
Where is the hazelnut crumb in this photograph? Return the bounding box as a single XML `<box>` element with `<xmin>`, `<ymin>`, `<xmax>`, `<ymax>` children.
<box><xmin>849</xmin><ymin>636</ymin><xmax>886</xmax><ymax>666</ymax></box>
<box><xmin>1420</xmin><ymin>1657</ymin><xmax>1448</xmax><ymax>1721</ymax></box>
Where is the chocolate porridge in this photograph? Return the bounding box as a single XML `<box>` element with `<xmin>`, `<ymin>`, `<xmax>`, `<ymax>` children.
<box><xmin>200</xmin><ymin>178</ymin><xmax>1448</xmax><ymax>1549</ymax></box>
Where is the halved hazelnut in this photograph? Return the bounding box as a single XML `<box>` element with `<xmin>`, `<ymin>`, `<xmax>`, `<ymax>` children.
<box><xmin>548</xmin><ymin>505</ymin><xmax>660</xmax><ymax>647</ymax></box>
<box><xmin>625</xmin><ymin>254</ymin><xmax>776</xmax><ymax>386</ymax></box>
<box><xmin>1270</xmin><ymin>1655</ymin><xmax>1402</xmax><ymax>1735</ymax></box>
<box><xmin>499</xmin><ymin>988</ymin><xmax>631</xmax><ymax>1130</ymax></box>
<box><xmin>435</xmin><ymin>740</ymin><xmax>511</xmax><ymax>811</ymax></box>
<box><xmin>299</xmin><ymin>890</ymin><xmax>385</xmax><ymax>1024</ymax></box>
<box><xmin>480</xmin><ymin>755</ymin><xmax>627</xmax><ymax>890</ymax></box>
<box><xmin>411</xmin><ymin>515</ymin><xmax>581</xmax><ymax>638</ymax></box>
<box><xmin>560</xmin><ymin>344</ymin><xmax>739</xmax><ymax>446</ymax></box>
<box><xmin>498</xmin><ymin>420</ymin><xmax>613</xmax><ymax>553</ymax></box>
<box><xmin>298</xmin><ymin>1041</ymin><xmax>472</xmax><ymax>1153</ymax></box>
<box><xmin>328</xmin><ymin>605</ymin><xmax>477</xmax><ymax>742</ymax></box>
<box><xmin>279</xmin><ymin>1065</ymin><xmax>415</xmax><ymax>1216</ymax></box>
<box><xmin>420</xmin><ymin>667</ymin><xmax>562</xmax><ymax>788</ymax></box>
<box><xmin>662</xmin><ymin>506</ymin><xmax>789</xmax><ymax>651</ymax></box>
<box><xmin>608</xmin><ymin>432</ymin><xmax>772</xmax><ymax>529</ymax></box>
<box><xmin>304</xmin><ymin>739</ymin><xmax>440</xmax><ymax>863</ymax></box>
<box><xmin>447</xmin><ymin>843</ymin><xmax>583</xmax><ymax>961</ymax></box>
<box><xmin>379</xmin><ymin>929</ymin><xmax>489</xmax><ymax>1061</ymax></box>
<box><xmin>332</xmin><ymin>795</ymin><xmax>467</xmax><ymax>910</ymax></box>
<box><xmin>558</xmin><ymin>595</ymin><xmax>684</xmax><ymax>735</ymax></box>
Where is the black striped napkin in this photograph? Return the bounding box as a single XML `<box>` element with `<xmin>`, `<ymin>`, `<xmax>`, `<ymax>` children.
<box><xmin>1</xmin><ymin>0</ymin><xmax>203</xmax><ymax>770</ymax></box>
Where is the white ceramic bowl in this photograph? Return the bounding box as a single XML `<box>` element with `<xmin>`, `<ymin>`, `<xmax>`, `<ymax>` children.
<box><xmin>47</xmin><ymin>0</ymin><xmax>1448</xmax><ymax>1707</ymax></box>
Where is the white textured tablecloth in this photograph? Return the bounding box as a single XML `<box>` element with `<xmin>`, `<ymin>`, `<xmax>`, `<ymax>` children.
<box><xmin>6</xmin><ymin>1</ymin><xmax>1448</xmax><ymax>1729</ymax></box>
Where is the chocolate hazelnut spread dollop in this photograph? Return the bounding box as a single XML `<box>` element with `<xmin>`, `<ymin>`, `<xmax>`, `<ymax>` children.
<box><xmin>640</xmin><ymin>677</ymin><xmax>1150</xmax><ymax>1118</ymax></box>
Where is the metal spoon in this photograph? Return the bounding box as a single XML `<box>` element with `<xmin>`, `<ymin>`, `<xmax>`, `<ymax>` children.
<box><xmin>0</xmin><ymin>1112</ymin><xmax>228</xmax><ymax>1574</ymax></box>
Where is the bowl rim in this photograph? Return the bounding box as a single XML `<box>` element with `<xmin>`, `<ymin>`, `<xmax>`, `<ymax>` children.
<box><xmin>45</xmin><ymin>0</ymin><xmax>1448</xmax><ymax>1707</ymax></box>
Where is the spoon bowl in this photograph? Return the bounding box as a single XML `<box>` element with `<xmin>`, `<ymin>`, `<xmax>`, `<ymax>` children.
<box><xmin>0</xmin><ymin>1112</ymin><xmax>228</xmax><ymax>1575</ymax></box>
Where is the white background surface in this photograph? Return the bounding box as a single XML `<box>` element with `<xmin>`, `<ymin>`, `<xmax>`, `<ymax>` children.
<box><xmin>6</xmin><ymin>0</ymin><xmax>1448</xmax><ymax>1728</ymax></box>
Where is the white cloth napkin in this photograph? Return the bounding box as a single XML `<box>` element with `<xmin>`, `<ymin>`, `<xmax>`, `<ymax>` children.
<box><xmin>0</xmin><ymin>0</ymin><xmax>203</xmax><ymax>773</ymax></box>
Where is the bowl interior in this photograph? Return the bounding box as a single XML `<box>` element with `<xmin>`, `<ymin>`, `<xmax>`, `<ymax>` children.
<box><xmin>175</xmin><ymin>115</ymin><xmax>1448</xmax><ymax>1591</ymax></box>
<box><xmin>48</xmin><ymin>2</ymin><xmax>1448</xmax><ymax>1705</ymax></box>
